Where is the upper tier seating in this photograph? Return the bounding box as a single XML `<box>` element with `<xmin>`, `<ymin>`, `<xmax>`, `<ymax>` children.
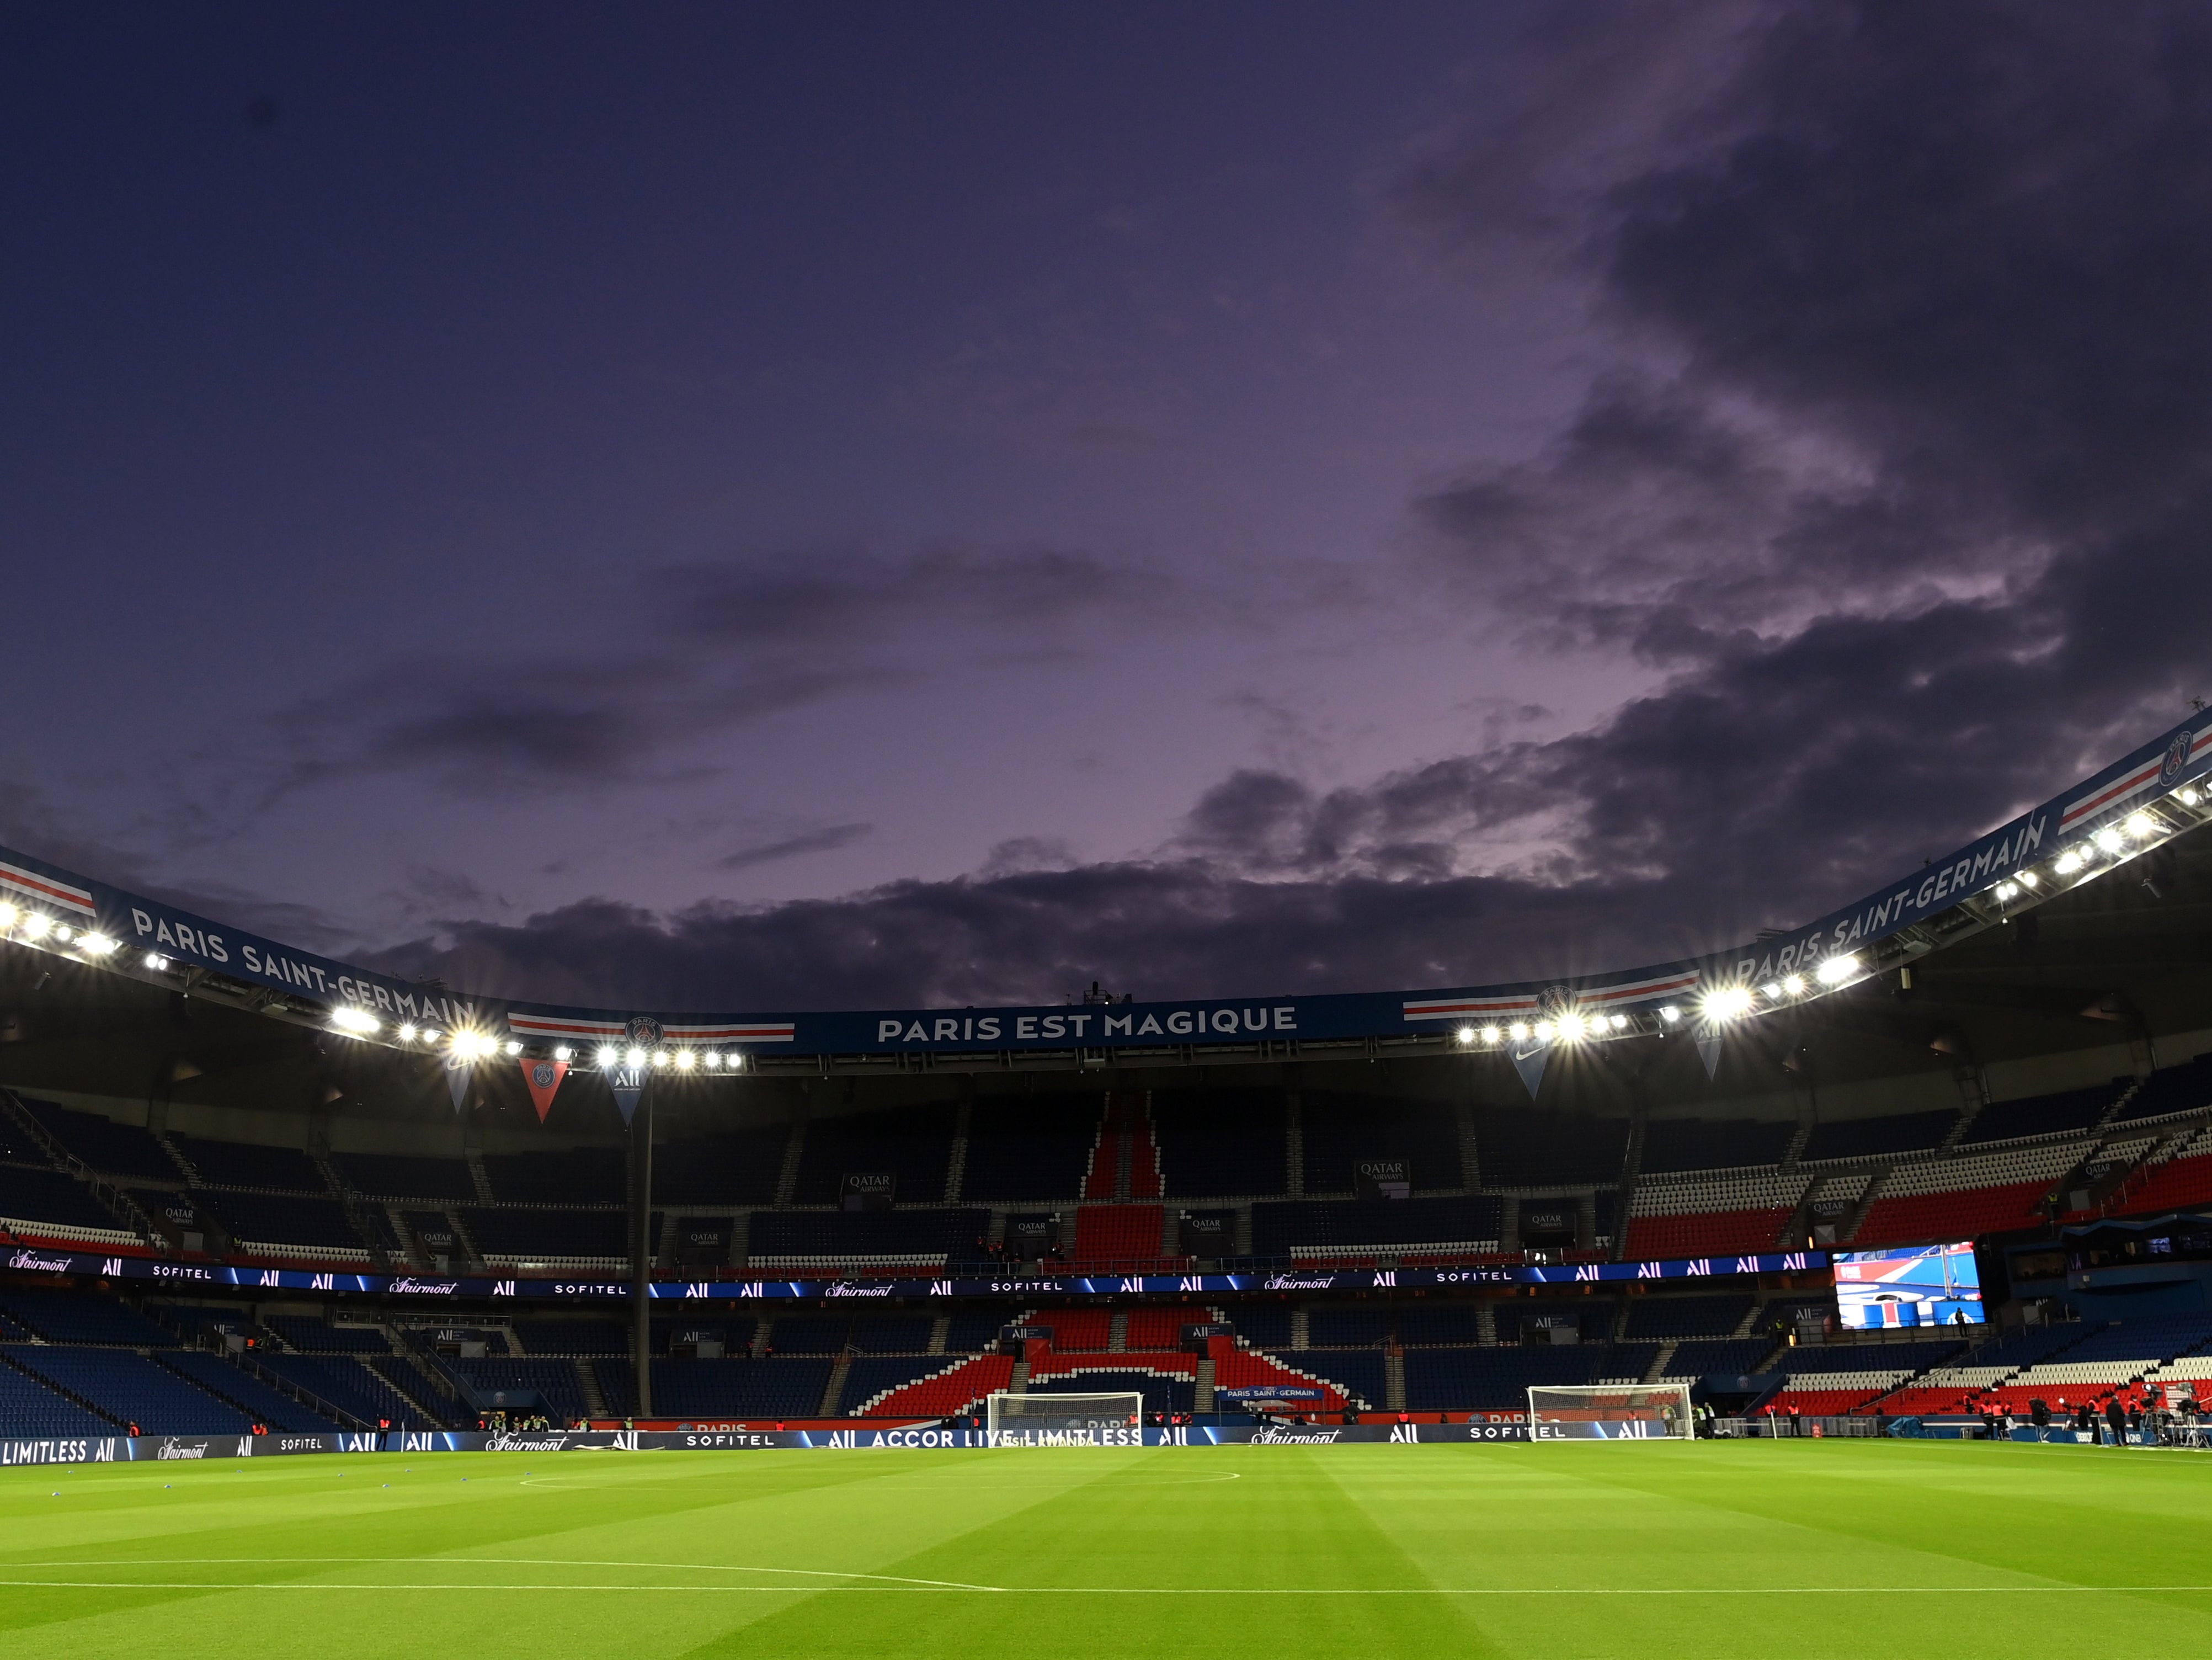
<box><xmin>651</xmin><ymin>1128</ymin><xmax>786</xmax><ymax>1206</ymax></box>
<box><xmin>1799</xmin><ymin>1110</ymin><xmax>1957</xmax><ymax>1163</ymax></box>
<box><xmin>169</xmin><ymin>1134</ymin><xmax>323</xmax><ymax>1191</ymax></box>
<box><xmin>749</xmin><ymin>1207</ymin><xmax>989</xmax><ymax>1263</ymax></box>
<box><xmin>1623</xmin><ymin>1209</ymin><xmax>1789</xmax><ymax>1260</ymax></box>
<box><xmin>1659</xmin><ymin>1337</ymin><xmax>1777</xmax><ymax>1377</ymax></box>
<box><xmin>1393</xmin><ymin>1305</ymin><xmax>1484</xmax><ymax>1346</ymax></box>
<box><xmin>1248</xmin><ymin>1196</ymin><xmax>1502</xmax><ymax>1257</ymax></box>
<box><xmin>1639</xmin><ymin>1117</ymin><xmax>1796</xmax><ymax>1174</ymax></box>
<box><xmin>1306</xmin><ymin>1307</ymin><xmax>1390</xmax><ymax>1347</ymax></box>
<box><xmin>1473</xmin><ymin>1110</ymin><xmax>1628</xmax><ymax>1188</ymax></box>
<box><xmin>2109</xmin><ymin>1056</ymin><xmax>2212</xmax><ymax>1122</ymax></box>
<box><xmin>958</xmin><ymin>1094</ymin><xmax>1100</xmax><ymax>1202</ymax></box>
<box><xmin>1959</xmin><ymin>1086</ymin><xmax>2117</xmax><ymax>1146</ymax></box>
<box><xmin>1069</xmin><ymin>1205</ymin><xmax>1164</xmax><ymax>1263</ymax></box>
<box><xmin>213</xmin><ymin>1193</ymin><xmax>367</xmax><ymax>1254</ymax></box>
<box><xmin>451</xmin><ymin>1357</ymin><xmax>589</xmax><ymax>1418</ymax></box>
<box><xmin>264</xmin><ymin>1315</ymin><xmax>390</xmax><ymax>1353</ymax></box>
<box><xmin>791</xmin><ymin>1105</ymin><xmax>958</xmax><ymax>1207</ymax></box>
<box><xmin>0</xmin><ymin>1164</ymin><xmax>131</xmax><ymax>1235</ymax></box>
<box><xmin>479</xmin><ymin>1149</ymin><xmax>624</xmax><ymax>1205</ymax></box>
<box><xmin>461</xmin><ymin>1207</ymin><xmax>626</xmax><ymax>1261</ymax></box>
<box><xmin>1399</xmin><ymin>1344</ymin><xmax>1656</xmax><ymax>1411</ymax></box>
<box><xmin>1301</xmin><ymin>1094</ymin><xmax>1463</xmax><ymax>1194</ymax></box>
<box><xmin>1151</xmin><ymin>1088</ymin><xmax>1288</xmax><ymax>1198</ymax></box>
<box><xmin>331</xmin><ymin>1151</ymin><xmax>477</xmax><ymax>1201</ymax></box>
<box><xmin>18</xmin><ymin>1099</ymin><xmax>178</xmax><ymax>1181</ymax></box>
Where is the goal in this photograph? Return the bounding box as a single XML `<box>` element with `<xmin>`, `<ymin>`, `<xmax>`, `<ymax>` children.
<box><xmin>1527</xmin><ymin>1382</ymin><xmax>1693</xmax><ymax>1440</ymax></box>
<box><xmin>985</xmin><ymin>1391</ymin><xmax>1145</xmax><ymax>1446</ymax></box>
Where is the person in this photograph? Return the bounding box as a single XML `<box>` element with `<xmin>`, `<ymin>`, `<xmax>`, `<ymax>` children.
<box><xmin>127</xmin><ymin>1420</ymin><xmax>140</xmax><ymax>1438</ymax></box>
<box><xmin>2106</xmin><ymin>1395</ymin><xmax>2127</xmax><ymax>1447</ymax></box>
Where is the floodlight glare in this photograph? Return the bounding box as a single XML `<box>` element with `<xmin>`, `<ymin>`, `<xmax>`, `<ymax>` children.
<box><xmin>143</xmin><ymin>951</ymin><xmax>167</xmax><ymax>970</ymax></box>
<box><xmin>1534</xmin><ymin>1019</ymin><xmax>1555</xmax><ymax>1040</ymax></box>
<box><xmin>329</xmin><ymin>1007</ymin><xmax>379</xmax><ymax>1035</ymax></box>
<box><xmin>1761</xmin><ymin>981</ymin><xmax>1783</xmax><ymax>999</ymax></box>
<box><xmin>20</xmin><ymin>913</ymin><xmax>49</xmax><ymax>939</ymax></box>
<box><xmin>1609</xmin><ymin>1012</ymin><xmax>1629</xmax><ymax>1029</ymax></box>
<box><xmin>2094</xmin><ymin>826</ymin><xmax>2124</xmax><ymax>853</ymax></box>
<box><xmin>1508</xmin><ymin>1021</ymin><xmax>1530</xmax><ymax>1041</ymax></box>
<box><xmin>2055</xmin><ymin>849</ymin><xmax>2083</xmax><ymax>874</ymax></box>
<box><xmin>650</xmin><ymin>1050</ymin><xmax>670</xmax><ymax>1068</ymax></box>
<box><xmin>503</xmin><ymin>1040</ymin><xmax>523</xmax><ymax>1056</ymax></box>
<box><xmin>675</xmin><ymin>1050</ymin><xmax>696</xmax><ymax>1071</ymax></box>
<box><xmin>1781</xmin><ymin>975</ymin><xmax>1805</xmax><ymax>996</ymax></box>
<box><xmin>2183</xmin><ymin>788</ymin><xmax>2202</xmax><ymax>806</ymax></box>
<box><xmin>1703</xmin><ymin>986</ymin><xmax>1755</xmax><ymax>1021</ymax></box>
<box><xmin>553</xmin><ymin>1045</ymin><xmax>572</xmax><ymax>1062</ymax></box>
<box><xmin>1556</xmin><ymin>1014</ymin><xmax>1585</xmax><ymax>1040</ymax></box>
<box><xmin>397</xmin><ymin>1024</ymin><xmax>417</xmax><ymax>1042</ymax></box>
<box><xmin>596</xmin><ymin>1046</ymin><xmax>620</xmax><ymax>1066</ymax></box>
<box><xmin>1816</xmin><ymin>953</ymin><xmax>1859</xmax><ymax>985</ymax></box>
<box><xmin>2126</xmin><ymin>811</ymin><xmax>2155</xmax><ymax>838</ymax></box>
<box><xmin>51</xmin><ymin>925</ymin><xmax>72</xmax><ymax>943</ymax></box>
<box><xmin>704</xmin><ymin>1050</ymin><xmax>723</xmax><ymax>1068</ymax></box>
<box><xmin>77</xmin><ymin>933</ymin><xmax>116</xmax><ymax>955</ymax></box>
<box><xmin>2018</xmin><ymin>870</ymin><xmax>2038</xmax><ymax>887</ymax></box>
<box><xmin>1480</xmin><ymin>1025</ymin><xmax>1501</xmax><ymax>1044</ymax></box>
<box><xmin>0</xmin><ymin>903</ymin><xmax>15</xmax><ymax>927</ymax></box>
<box><xmin>1658</xmin><ymin>1005</ymin><xmax>1681</xmax><ymax>1024</ymax></box>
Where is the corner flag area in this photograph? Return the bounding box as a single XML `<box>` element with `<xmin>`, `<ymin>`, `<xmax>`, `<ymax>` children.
<box><xmin>2</xmin><ymin>1441</ymin><xmax>2206</xmax><ymax>1658</ymax></box>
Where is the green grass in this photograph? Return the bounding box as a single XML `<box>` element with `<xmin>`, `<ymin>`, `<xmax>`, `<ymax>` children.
<box><xmin>1</xmin><ymin>1440</ymin><xmax>2208</xmax><ymax>1657</ymax></box>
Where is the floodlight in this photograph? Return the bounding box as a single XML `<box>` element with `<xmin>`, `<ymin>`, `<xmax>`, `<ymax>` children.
<box><xmin>2126</xmin><ymin>811</ymin><xmax>2155</xmax><ymax>837</ymax></box>
<box><xmin>1480</xmin><ymin>1025</ymin><xmax>1501</xmax><ymax>1044</ymax></box>
<box><xmin>1609</xmin><ymin>1013</ymin><xmax>1628</xmax><ymax>1030</ymax></box>
<box><xmin>1658</xmin><ymin>1004</ymin><xmax>1681</xmax><ymax>1024</ymax></box>
<box><xmin>1556</xmin><ymin>1013</ymin><xmax>1585</xmax><ymax>1040</ymax></box>
<box><xmin>503</xmin><ymin>1040</ymin><xmax>523</xmax><ymax>1056</ymax></box>
<box><xmin>51</xmin><ymin>925</ymin><xmax>72</xmax><ymax>943</ymax></box>
<box><xmin>597</xmin><ymin>1045</ymin><xmax>619</xmax><ymax>1066</ymax></box>
<box><xmin>0</xmin><ymin>903</ymin><xmax>15</xmax><ymax>927</ymax></box>
<box><xmin>2055</xmin><ymin>849</ymin><xmax>2083</xmax><ymax>875</ymax></box>
<box><xmin>330</xmin><ymin>1007</ymin><xmax>378</xmax><ymax>1035</ymax></box>
<box><xmin>1816</xmin><ymin>953</ymin><xmax>1859</xmax><ymax>985</ymax></box>
<box><xmin>625</xmin><ymin>1046</ymin><xmax>646</xmax><ymax>1066</ymax></box>
<box><xmin>703</xmin><ymin>1050</ymin><xmax>723</xmax><ymax>1068</ymax></box>
<box><xmin>2182</xmin><ymin>788</ymin><xmax>2202</xmax><ymax>806</ymax></box>
<box><xmin>675</xmin><ymin>1050</ymin><xmax>696</xmax><ymax>1071</ymax></box>
<box><xmin>1456</xmin><ymin>1025</ymin><xmax>1476</xmax><ymax>1046</ymax></box>
<box><xmin>2018</xmin><ymin>871</ymin><xmax>2038</xmax><ymax>887</ymax></box>
<box><xmin>1702</xmin><ymin>986</ymin><xmax>1755</xmax><ymax>1021</ymax></box>
<box><xmin>1782</xmin><ymin>975</ymin><xmax>1805</xmax><ymax>996</ymax></box>
<box><xmin>650</xmin><ymin>1050</ymin><xmax>671</xmax><ymax>1068</ymax></box>
<box><xmin>1761</xmin><ymin>981</ymin><xmax>1783</xmax><ymax>999</ymax></box>
<box><xmin>553</xmin><ymin>1045</ymin><xmax>572</xmax><ymax>1062</ymax></box>
<box><xmin>143</xmin><ymin>952</ymin><xmax>167</xmax><ymax>970</ymax></box>
<box><xmin>1509</xmin><ymin>1021</ymin><xmax>1530</xmax><ymax>1041</ymax></box>
<box><xmin>19</xmin><ymin>913</ymin><xmax>49</xmax><ymax>939</ymax></box>
<box><xmin>2094</xmin><ymin>826</ymin><xmax>2124</xmax><ymax>853</ymax></box>
<box><xmin>397</xmin><ymin>1024</ymin><xmax>417</xmax><ymax>1043</ymax></box>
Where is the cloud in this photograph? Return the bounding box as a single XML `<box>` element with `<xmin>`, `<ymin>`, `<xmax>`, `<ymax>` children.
<box><xmin>364</xmin><ymin>4</ymin><xmax>2212</xmax><ymax>1011</ymax></box>
<box><xmin>716</xmin><ymin>822</ymin><xmax>873</xmax><ymax>871</ymax></box>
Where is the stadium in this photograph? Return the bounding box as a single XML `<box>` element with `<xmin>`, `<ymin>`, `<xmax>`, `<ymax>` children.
<box><xmin>1</xmin><ymin>716</ymin><xmax>2209</xmax><ymax>1653</ymax></box>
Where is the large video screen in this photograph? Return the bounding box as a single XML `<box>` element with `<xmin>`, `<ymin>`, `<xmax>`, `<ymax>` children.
<box><xmin>1832</xmin><ymin>1241</ymin><xmax>1983</xmax><ymax>1329</ymax></box>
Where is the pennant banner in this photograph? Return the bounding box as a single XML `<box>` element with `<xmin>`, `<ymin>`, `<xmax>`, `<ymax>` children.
<box><xmin>1696</xmin><ymin>1030</ymin><xmax>1723</xmax><ymax>1081</ymax></box>
<box><xmin>1510</xmin><ymin>1044</ymin><xmax>1548</xmax><ymax>1101</ymax></box>
<box><xmin>608</xmin><ymin>1063</ymin><xmax>647</xmax><ymax>1126</ymax></box>
<box><xmin>444</xmin><ymin>1053</ymin><xmax>473</xmax><ymax>1115</ymax></box>
<box><xmin>521</xmin><ymin>1057</ymin><xmax>569</xmax><ymax>1123</ymax></box>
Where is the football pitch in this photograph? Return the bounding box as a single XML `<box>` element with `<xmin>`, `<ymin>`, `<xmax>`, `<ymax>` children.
<box><xmin>2</xmin><ymin>1440</ymin><xmax>2207</xmax><ymax>1658</ymax></box>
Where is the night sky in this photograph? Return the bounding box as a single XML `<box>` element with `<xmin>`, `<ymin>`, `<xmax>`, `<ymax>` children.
<box><xmin>4</xmin><ymin>4</ymin><xmax>2206</xmax><ymax>1012</ymax></box>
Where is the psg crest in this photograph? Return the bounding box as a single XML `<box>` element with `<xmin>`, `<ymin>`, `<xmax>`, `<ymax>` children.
<box><xmin>1536</xmin><ymin>986</ymin><xmax>1575</xmax><ymax>1020</ymax></box>
<box><xmin>2161</xmin><ymin>730</ymin><xmax>2193</xmax><ymax>785</ymax></box>
<box><xmin>625</xmin><ymin>1014</ymin><xmax>665</xmax><ymax>1047</ymax></box>
<box><xmin>530</xmin><ymin>1061</ymin><xmax>559</xmax><ymax>1089</ymax></box>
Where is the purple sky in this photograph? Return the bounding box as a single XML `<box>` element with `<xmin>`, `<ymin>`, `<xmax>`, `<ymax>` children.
<box><xmin>5</xmin><ymin>4</ymin><xmax>2209</xmax><ymax>1011</ymax></box>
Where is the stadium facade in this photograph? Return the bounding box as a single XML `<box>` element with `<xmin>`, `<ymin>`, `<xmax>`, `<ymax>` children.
<box><xmin>2</xmin><ymin>714</ymin><xmax>2211</xmax><ymax>1445</ymax></box>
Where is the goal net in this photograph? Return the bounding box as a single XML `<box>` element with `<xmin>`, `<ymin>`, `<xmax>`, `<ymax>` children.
<box><xmin>985</xmin><ymin>1391</ymin><xmax>1145</xmax><ymax>1446</ymax></box>
<box><xmin>1527</xmin><ymin>1382</ymin><xmax>1693</xmax><ymax>1440</ymax></box>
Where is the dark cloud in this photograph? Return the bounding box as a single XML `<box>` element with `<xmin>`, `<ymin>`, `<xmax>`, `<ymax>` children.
<box><xmin>328</xmin><ymin>4</ymin><xmax>2212</xmax><ymax>1008</ymax></box>
<box><xmin>716</xmin><ymin>822</ymin><xmax>873</xmax><ymax>871</ymax></box>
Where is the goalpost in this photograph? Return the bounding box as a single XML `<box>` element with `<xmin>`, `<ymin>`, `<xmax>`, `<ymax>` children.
<box><xmin>985</xmin><ymin>1391</ymin><xmax>1146</xmax><ymax>1446</ymax></box>
<box><xmin>1527</xmin><ymin>1382</ymin><xmax>1694</xmax><ymax>1440</ymax></box>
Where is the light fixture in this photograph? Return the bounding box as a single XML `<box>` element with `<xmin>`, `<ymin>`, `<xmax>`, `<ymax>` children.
<box><xmin>420</xmin><ymin>1029</ymin><xmax>440</xmax><ymax>1046</ymax></box>
<box><xmin>1509</xmin><ymin>1021</ymin><xmax>1530</xmax><ymax>1041</ymax></box>
<box><xmin>553</xmin><ymin>1045</ymin><xmax>573</xmax><ymax>1062</ymax></box>
<box><xmin>703</xmin><ymin>1050</ymin><xmax>723</xmax><ymax>1068</ymax></box>
<box><xmin>2055</xmin><ymin>849</ymin><xmax>2084</xmax><ymax>875</ymax></box>
<box><xmin>1609</xmin><ymin>1012</ymin><xmax>1628</xmax><ymax>1030</ymax></box>
<box><xmin>0</xmin><ymin>903</ymin><xmax>15</xmax><ymax>928</ymax></box>
<box><xmin>675</xmin><ymin>1050</ymin><xmax>696</xmax><ymax>1071</ymax></box>
<box><xmin>1994</xmin><ymin>881</ymin><xmax>2016</xmax><ymax>901</ymax></box>
<box><xmin>1761</xmin><ymin>981</ymin><xmax>1783</xmax><ymax>999</ymax></box>
<box><xmin>329</xmin><ymin>1007</ymin><xmax>379</xmax><ymax>1036</ymax></box>
<box><xmin>1534</xmin><ymin>1019</ymin><xmax>1555</xmax><ymax>1041</ymax></box>
<box><xmin>143</xmin><ymin>951</ymin><xmax>167</xmax><ymax>970</ymax></box>
<box><xmin>2018</xmin><ymin>870</ymin><xmax>2038</xmax><ymax>887</ymax></box>
<box><xmin>1702</xmin><ymin>986</ymin><xmax>1755</xmax><ymax>1021</ymax></box>
<box><xmin>1781</xmin><ymin>975</ymin><xmax>1805</xmax><ymax>996</ymax></box>
<box><xmin>1480</xmin><ymin>1025</ymin><xmax>1501</xmax><ymax>1044</ymax></box>
<box><xmin>397</xmin><ymin>1024</ymin><xmax>417</xmax><ymax>1043</ymax></box>
<box><xmin>19</xmin><ymin>913</ymin><xmax>49</xmax><ymax>939</ymax></box>
<box><xmin>2094</xmin><ymin>826</ymin><xmax>2124</xmax><ymax>854</ymax></box>
<box><xmin>2182</xmin><ymin>787</ymin><xmax>2202</xmax><ymax>806</ymax></box>
<box><xmin>650</xmin><ymin>1050</ymin><xmax>670</xmax><ymax>1068</ymax></box>
<box><xmin>1816</xmin><ymin>953</ymin><xmax>1859</xmax><ymax>985</ymax></box>
<box><xmin>1658</xmin><ymin>1005</ymin><xmax>1681</xmax><ymax>1024</ymax></box>
<box><xmin>1559</xmin><ymin>1014</ymin><xmax>1587</xmax><ymax>1040</ymax></box>
<box><xmin>596</xmin><ymin>1045</ymin><xmax>619</xmax><ymax>1066</ymax></box>
<box><xmin>77</xmin><ymin>933</ymin><xmax>116</xmax><ymax>955</ymax></box>
<box><xmin>1455</xmin><ymin>1025</ymin><xmax>1477</xmax><ymax>1046</ymax></box>
<box><xmin>503</xmin><ymin>1040</ymin><xmax>523</xmax><ymax>1057</ymax></box>
<box><xmin>51</xmin><ymin>925</ymin><xmax>72</xmax><ymax>943</ymax></box>
<box><xmin>625</xmin><ymin>1046</ymin><xmax>646</xmax><ymax>1066</ymax></box>
<box><xmin>2126</xmin><ymin>811</ymin><xmax>2155</xmax><ymax>838</ymax></box>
